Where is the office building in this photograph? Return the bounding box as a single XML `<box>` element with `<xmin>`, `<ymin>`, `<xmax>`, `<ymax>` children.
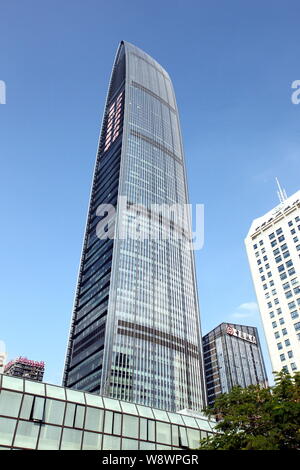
<box><xmin>203</xmin><ymin>323</ymin><xmax>268</xmax><ymax>406</ymax></box>
<box><xmin>0</xmin><ymin>374</ymin><xmax>215</xmax><ymax>450</ymax></box>
<box><xmin>4</xmin><ymin>357</ymin><xmax>45</xmax><ymax>382</ymax></box>
<box><xmin>63</xmin><ymin>41</ymin><xmax>206</xmax><ymax>412</ymax></box>
<box><xmin>245</xmin><ymin>184</ymin><xmax>300</xmax><ymax>374</ymax></box>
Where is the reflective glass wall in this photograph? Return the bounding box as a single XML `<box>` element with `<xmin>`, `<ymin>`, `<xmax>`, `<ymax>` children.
<box><xmin>0</xmin><ymin>375</ymin><xmax>215</xmax><ymax>450</ymax></box>
<box><xmin>63</xmin><ymin>41</ymin><xmax>206</xmax><ymax>412</ymax></box>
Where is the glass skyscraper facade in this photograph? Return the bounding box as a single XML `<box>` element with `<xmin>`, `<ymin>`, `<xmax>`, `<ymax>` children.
<box><xmin>203</xmin><ymin>323</ymin><xmax>268</xmax><ymax>407</ymax></box>
<box><xmin>63</xmin><ymin>41</ymin><xmax>206</xmax><ymax>412</ymax></box>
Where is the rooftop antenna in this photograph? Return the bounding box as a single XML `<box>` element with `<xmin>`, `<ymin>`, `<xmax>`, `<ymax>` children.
<box><xmin>275</xmin><ymin>177</ymin><xmax>287</xmax><ymax>203</ymax></box>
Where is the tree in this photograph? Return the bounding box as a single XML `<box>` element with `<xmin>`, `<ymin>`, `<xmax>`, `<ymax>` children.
<box><xmin>199</xmin><ymin>371</ymin><xmax>300</xmax><ymax>450</ymax></box>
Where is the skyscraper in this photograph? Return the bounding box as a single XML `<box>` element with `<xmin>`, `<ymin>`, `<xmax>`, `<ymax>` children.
<box><xmin>4</xmin><ymin>357</ymin><xmax>45</xmax><ymax>382</ymax></box>
<box><xmin>245</xmin><ymin>184</ymin><xmax>300</xmax><ymax>375</ymax></box>
<box><xmin>203</xmin><ymin>323</ymin><xmax>268</xmax><ymax>406</ymax></box>
<box><xmin>63</xmin><ymin>41</ymin><xmax>206</xmax><ymax>412</ymax></box>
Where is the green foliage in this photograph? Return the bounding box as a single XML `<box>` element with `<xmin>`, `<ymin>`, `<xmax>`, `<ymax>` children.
<box><xmin>199</xmin><ymin>371</ymin><xmax>300</xmax><ymax>450</ymax></box>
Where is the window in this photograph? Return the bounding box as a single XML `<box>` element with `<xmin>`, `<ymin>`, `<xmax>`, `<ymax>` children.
<box><xmin>283</xmin><ymin>282</ymin><xmax>290</xmax><ymax>290</ymax></box>
<box><xmin>267</xmin><ymin>302</ymin><xmax>272</xmax><ymax>308</ymax></box>
<box><xmin>38</xmin><ymin>425</ymin><xmax>62</xmax><ymax>450</ymax></box>
<box><xmin>288</xmin><ymin>301</ymin><xmax>296</xmax><ymax>310</ymax></box>
<box><xmin>259</xmin><ymin>240</ymin><xmax>264</xmax><ymax>246</ymax></box>
<box><xmin>278</xmin><ymin>264</ymin><xmax>285</xmax><ymax>273</ymax></box>
<box><xmin>288</xmin><ymin>221</ymin><xmax>293</xmax><ymax>227</ymax></box>
<box><xmin>0</xmin><ymin>417</ymin><xmax>17</xmax><ymax>446</ymax></box>
<box><xmin>282</xmin><ymin>328</ymin><xmax>288</xmax><ymax>336</ymax></box>
<box><xmin>279</xmin><ymin>317</ymin><xmax>285</xmax><ymax>325</ymax></box>
<box><xmin>267</xmin><ymin>271</ymin><xmax>272</xmax><ymax>278</ymax></box>
<box><xmin>296</xmin><ymin>244</ymin><xmax>300</xmax><ymax>251</ymax></box>
<box><xmin>261</xmin><ymin>275</ymin><xmax>265</xmax><ymax>281</ymax></box>
<box><xmin>263</xmin><ymin>255</ymin><xmax>268</xmax><ymax>261</ymax></box>
<box><xmin>296</xmin><ymin>216</ymin><xmax>300</xmax><ymax>223</ymax></box>
<box><xmin>280</xmin><ymin>354</ymin><xmax>286</xmax><ymax>362</ymax></box>
<box><xmin>253</xmin><ymin>244</ymin><xmax>257</xmax><ymax>250</ymax></box>
<box><xmin>259</xmin><ymin>267</ymin><xmax>263</xmax><ymax>273</ymax></box>
<box><xmin>294</xmin><ymin>322</ymin><xmax>300</xmax><ymax>332</ymax></box>
<box><xmin>288</xmin><ymin>350</ymin><xmax>293</xmax><ymax>358</ymax></box>
<box><xmin>274</xmin><ymin>298</ymin><xmax>279</xmax><ymax>304</ymax></box>
<box><xmin>278</xmin><ymin>235</ymin><xmax>285</xmax><ymax>242</ymax></box>
<box><xmin>263</xmin><ymin>283</ymin><xmax>267</xmax><ymax>290</ymax></box>
<box><xmin>269</xmin><ymin>233</ymin><xmax>275</xmax><ymax>240</ymax></box>
<box><xmin>291</xmin><ymin>229</ymin><xmax>296</xmax><ymax>235</ymax></box>
<box><xmin>285</xmin><ymin>290</ymin><xmax>293</xmax><ymax>299</ymax></box>
<box><xmin>274</xmin><ymin>331</ymin><xmax>280</xmax><ymax>339</ymax></box>
<box><xmin>270</xmin><ymin>280</ymin><xmax>274</xmax><ymax>286</ymax></box>
<box><xmin>271</xmin><ymin>240</ymin><xmax>277</xmax><ymax>247</ymax></box>
<box><xmin>272</xmin><ymin>321</ymin><xmax>277</xmax><ymax>328</ymax></box>
<box><xmin>289</xmin><ymin>267</ymin><xmax>296</xmax><ymax>276</ymax></box>
<box><xmin>277</xmin><ymin>342</ymin><xmax>283</xmax><ymax>350</ymax></box>
<box><xmin>291</xmin><ymin>363</ymin><xmax>297</xmax><ymax>371</ymax></box>
<box><xmin>0</xmin><ymin>390</ymin><xmax>22</xmax><ymax>418</ymax></box>
<box><xmin>285</xmin><ymin>339</ymin><xmax>291</xmax><ymax>346</ymax></box>
<box><xmin>281</xmin><ymin>243</ymin><xmax>287</xmax><ymax>251</ymax></box>
<box><xmin>273</xmin><ymin>248</ymin><xmax>280</xmax><ymax>256</ymax></box>
<box><xmin>280</xmin><ymin>272</ymin><xmax>287</xmax><ymax>280</ymax></box>
<box><xmin>277</xmin><ymin>308</ymin><xmax>282</xmax><ymax>314</ymax></box>
<box><xmin>275</xmin><ymin>255</ymin><xmax>282</xmax><ymax>263</ymax></box>
<box><xmin>276</xmin><ymin>228</ymin><xmax>283</xmax><ymax>235</ymax></box>
<box><xmin>286</xmin><ymin>260</ymin><xmax>293</xmax><ymax>268</ymax></box>
<box><xmin>294</xmin><ymin>287</ymin><xmax>300</xmax><ymax>295</ymax></box>
<box><xmin>269</xmin><ymin>311</ymin><xmax>275</xmax><ymax>318</ymax></box>
<box><xmin>291</xmin><ymin>311</ymin><xmax>299</xmax><ymax>320</ymax></box>
<box><xmin>283</xmin><ymin>251</ymin><xmax>290</xmax><ymax>259</ymax></box>
<box><xmin>60</xmin><ymin>428</ymin><xmax>82</xmax><ymax>450</ymax></box>
<box><xmin>293</xmin><ymin>236</ymin><xmax>298</xmax><ymax>243</ymax></box>
<box><xmin>265</xmin><ymin>263</ymin><xmax>270</xmax><ymax>269</ymax></box>
<box><xmin>122</xmin><ymin>415</ymin><xmax>139</xmax><ymax>439</ymax></box>
<box><xmin>272</xmin><ymin>289</ymin><xmax>277</xmax><ymax>295</ymax></box>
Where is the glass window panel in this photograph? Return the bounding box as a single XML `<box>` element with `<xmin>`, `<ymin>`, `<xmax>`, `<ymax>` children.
<box><xmin>167</xmin><ymin>412</ymin><xmax>184</xmax><ymax>425</ymax></box>
<box><xmin>156</xmin><ymin>444</ymin><xmax>172</xmax><ymax>450</ymax></box>
<box><xmin>102</xmin><ymin>397</ymin><xmax>121</xmax><ymax>411</ymax></box>
<box><xmin>186</xmin><ymin>428</ymin><xmax>200</xmax><ymax>449</ymax></box>
<box><xmin>148</xmin><ymin>419</ymin><xmax>155</xmax><ymax>441</ymax></box>
<box><xmin>85</xmin><ymin>394</ymin><xmax>103</xmax><ymax>408</ymax></box>
<box><xmin>122</xmin><ymin>414</ymin><xmax>139</xmax><ymax>439</ymax></box>
<box><xmin>139</xmin><ymin>441</ymin><xmax>155</xmax><ymax>450</ymax></box>
<box><xmin>140</xmin><ymin>418</ymin><xmax>147</xmax><ymax>440</ymax></box>
<box><xmin>64</xmin><ymin>403</ymin><xmax>76</xmax><ymax>427</ymax></box>
<box><xmin>136</xmin><ymin>404</ymin><xmax>154</xmax><ymax>419</ymax></box>
<box><xmin>113</xmin><ymin>412</ymin><xmax>122</xmax><ymax>435</ymax></box>
<box><xmin>74</xmin><ymin>405</ymin><xmax>85</xmax><ymax>428</ymax></box>
<box><xmin>104</xmin><ymin>410</ymin><xmax>113</xmax><ymax>434</ymax></box>
<box><xmin>179</xmin><ymin>427</ymin><xmax>188</xmax><ymax>448</ymax></box>
<box><xmin>0</xmin><ymin>417</ymin><xmax>16</xmax><ymax>446</ymax></box>
<box><xmin>171</xmin><ymin>424</ymin><xmax>179</xmax><ymax>446</ymax></box>
<box><xmin>181</xmin><ymin>415</ymin><xmax>197</xmax><ymax>428</ymax></box>
<box><xmin>31</xmin><ymin>397</ymin><xmax>45</xmax><ymax>421</ymax></box>
<box><xmin>20</xmin><ymin>394</ymin><xmax>34</xmax><ymax>419</ymax></box>
<box><xmin>152</xmin><ymin>408</ymin><xmax>169</xmax><ymax>422</ymax></box>
<box><xmin>44</xmin><ymin>399</ymin><xmax>65</xmax><ymax>426</ymax></box>
<box><xmin>37</xmin><ymin>425</ymin><xmax>61</xmax><ymax>450</ymax></box>
<box><xmin>0</xmin><ymin>390</ymin><xmax>22</xmax><ymax>417</ymax></box>
<box><xmin>156</xmin><ymin>422</ymin><xmax>171</xmax><ymax>444</ymax></box>
<box><xmin>82</xmin><ymin>431</ymin><xmax>102</xmax><ymax>450</ymax></box>
<box><xmin>2</xmin><ymin>375</ymin><xmax>24</xmax><ymax>392</ymax></box>
<box><xmin>102</xmin><ymin>435</ymin><xmax>121</xmax><ymax>450</ymax></box>
<box><xmin>46</xmin><ymin>384</ymin><xmax>66</xmax><ymax>400</ymax></box>
<box><xmin>65</xmin><ymin>389</ymin><xmax>85</xmax><ymax>404</ymax></box>
<box><xmin>24</xmin><ymin>380</ymin><xmax>45</xmax><ymax>396</ymax></box>
<box><xmin>14</xmin><ymin>421</ymin><xmax>39</xmax><ymax>449</ymax></box>
<box><xmin>60</xmin><ymin>428</ymin><xmax>82</xmax><ymax>450</ymax></box>
<box><xmin>195</xmin><ymin>418</ymin><xmax>213</xmax><ymax>431</ymax></box>
<box><xmin>122</xmin><ymin>438</ymin><xmax>138</xmax><ymax>450</ymax></box>
<box><xmin>85</xmin><ymin>407</ymin><xmax>103</xmax><ymax>432</ymax></box>
<box><xmin>120</xmin><ymin>401</ymin><xmax>138</xmax><ymax>414</ymax></box>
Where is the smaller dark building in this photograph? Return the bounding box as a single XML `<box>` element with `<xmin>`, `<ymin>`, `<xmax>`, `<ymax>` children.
<box><xmin>203</xmin><ymin>323</ymin><xmax>268</xmax><ymax>407</ymax></box>
<box><xmin>4</xmin><ymin>357</ymin><xmax>44</xmax><ymax>382</ymax></box>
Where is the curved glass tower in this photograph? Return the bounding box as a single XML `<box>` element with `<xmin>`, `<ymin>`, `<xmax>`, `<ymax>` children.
<box><xmin>63</xmin><ymin>41</ymin><xmax>206</xmax><ymax>412</ymax></box>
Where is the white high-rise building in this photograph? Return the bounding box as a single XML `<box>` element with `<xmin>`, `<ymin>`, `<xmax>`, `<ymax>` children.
<box><xmin>245</xmin><ymin>183</ymin><xmax>300</xmax><ymax>375</ymax></box>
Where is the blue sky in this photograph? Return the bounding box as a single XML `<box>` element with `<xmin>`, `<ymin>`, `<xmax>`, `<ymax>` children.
<box><xmin>1</xmin><ymin>0</ymin><xmax>300</xmax><ymax>387</ymax></box>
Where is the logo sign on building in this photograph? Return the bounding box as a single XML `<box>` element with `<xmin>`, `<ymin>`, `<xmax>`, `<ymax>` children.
<box><xmin>226</xmin><ymin>325</ymin><xmax>257</xmax><ymax>344</ymax></box>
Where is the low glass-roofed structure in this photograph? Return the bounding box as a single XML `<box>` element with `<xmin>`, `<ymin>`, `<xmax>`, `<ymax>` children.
<box><xmin>0</xmin><ymin>374</ymin><xmax>215</xmax><ymax>450</ymax></box>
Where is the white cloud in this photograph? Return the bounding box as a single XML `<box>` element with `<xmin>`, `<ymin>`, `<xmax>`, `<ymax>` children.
<box><xmin>230</xmin><ymin>301</ymin><xmax>259</xmax><ymax>320</ymax></box>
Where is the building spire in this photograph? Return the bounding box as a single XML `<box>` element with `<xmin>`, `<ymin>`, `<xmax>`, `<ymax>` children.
<box><xmin>275</xmin><ymin>177</ymin><xmax>287</xmax><ymax>203</ymax></box>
